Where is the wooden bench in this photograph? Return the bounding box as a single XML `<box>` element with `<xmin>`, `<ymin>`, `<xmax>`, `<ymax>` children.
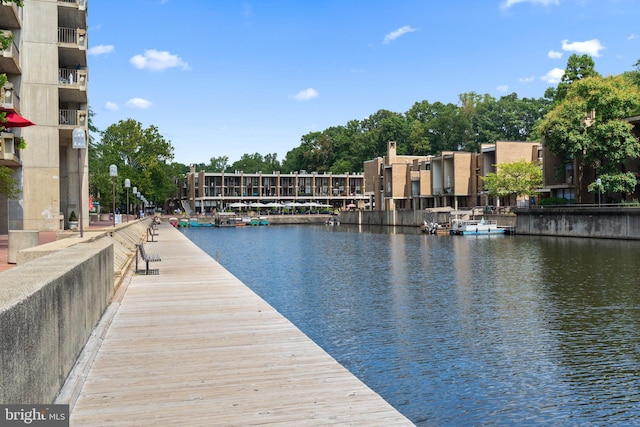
<box><xmin>135</xmin><ymin>242</ymin><xmax>161</xmax><ymax>275</ymax></box>
<box><xmin>147</xmin><ymin>223</ymin><xmax>159</xmax><ymax>242</ymax></box>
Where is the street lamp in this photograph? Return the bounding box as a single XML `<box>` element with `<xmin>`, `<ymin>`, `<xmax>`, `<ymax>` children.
<box><xmin>109</xmin><ymin>164</ymin><xmax>118</xmax><ymax>227</ymax></box>
<box><xmin>596</xmin><ymin>178</ymin><xmax>602</xmax><ymax>206</ymax></box>
<box><xmin>124</xmin><ymin>179</ymin><xmax>131</xmax><ymax>222</ymax></box>
<box><xmin>132</xmin><ymin>187</ymin><xmax>137</xmax><ymax>219</ymax></box>
<box><xmin>72</xmin><ymin>128</ymin><xmax>87</xmax><ymax>237</ymax></box>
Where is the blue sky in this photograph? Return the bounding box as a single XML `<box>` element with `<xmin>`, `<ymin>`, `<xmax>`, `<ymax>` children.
<box><xmin>87</xmin><ymin>0</ymin><xmax>639</xmax><ymax>165</ymax></box>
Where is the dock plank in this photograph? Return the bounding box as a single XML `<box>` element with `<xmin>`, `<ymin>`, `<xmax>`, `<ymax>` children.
<box><xmin>67</xmin><ymin>222</ymin><xmax>414</xmax><ymax>426</ymax></box>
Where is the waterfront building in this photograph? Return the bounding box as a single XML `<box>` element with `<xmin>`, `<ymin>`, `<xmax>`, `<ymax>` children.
<box><xmin>541</xmin><ymin>116</ymin><xmax>640</xmax><ymax>205</ymax></box>
<box><xmin>180</xmin><ymin>165</ymin><xmax>366</xmax><ymax>214</ymax></box>
<box><xmin>0</xmin><ymin>0</ymin><xmax>88</xmax><ymax>233</ymax></box>
<box><xmin>365</xmin><ymin>140</ymin><xmax>541</xmax><ymax>211</ymax></box>
<box><xmin>363</xmin><ymin>141</ymin><xmax>431</xmax><ymax>211</ymax></box>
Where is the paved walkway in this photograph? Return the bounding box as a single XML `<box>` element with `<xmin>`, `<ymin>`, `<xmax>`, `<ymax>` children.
<box><xmin>63</xmin><ymin>222</ymin><xmax>413</xmax><ymax>426</ymax></box>
<box><xmin>0</xmin><ymin>218</ymin><xmax>125</xmax><ymax>273</ymax></box>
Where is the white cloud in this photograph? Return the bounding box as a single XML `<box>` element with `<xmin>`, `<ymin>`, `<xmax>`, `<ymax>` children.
<box><xmin>541</xmin><ymin>67</ymin><xmax>564</xmax><ymax>84</ymax></box>
<box><xmin>496</xmin><ymin>85</ymin><xmax>509</xmax><ymax>93</ymax></box>
<box><xmin>519</xmin><ymin>76</ymin><xmax>535</xmax><ymax>83</ymax></box>
<box><xmin>628</xmin><ymin>33</ymin><xmax>638</xmax><ymax>40</ymax></box>
<box><xmin>561</xmin><ymin>39</ymin><xmax>604</xmax><ymax>57</ymax></box>
<box><xmin>88</xmin><ymin>44</ymin><xmax>114</xmax><ymax>56</ymax></box>
<box><xmin>548</xmin><ymin>50</ymin><xmax>563</xmax><ymax>59</ymax></box>
<box><xmin>126</xmin><ymin>98</ymin><xmax>153</xmax><ymax>109</ymax></box>
<box><xmin>383</xmin><ymin>26</ymin><xmax>417</xmax><ymax>45</ymax></box>
<box><xmin>104</xmin><ymin>101</ymin><xmax>119</xmax><ymax>111</ymax></box>
<box><xmin>290</xmin><ymin>88</ymin><xmax>319</xmax><ymax>101</ymax></box>
<box><xmin>130</xmin><ymin>49</ymin><xmax>190</xmax><ymax>71</ymax></box>
<box><xmin>501</xmin><ymin>0</ymin><xmax>560</xmax><ymax>10</ymax></box>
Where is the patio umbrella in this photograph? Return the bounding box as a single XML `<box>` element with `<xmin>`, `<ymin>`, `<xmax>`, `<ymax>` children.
<box><xmin>264</xmin><ymin>202</ymin><xmax>282</xmax><ymax>208</ymax></box>
<box><xmin>1</xmin><ymin>111</ymin><xmax>35</xmax><ymax>128</ymax></box>
<box><xmin>228</xmin><ymin>202</ymin><xmax>247</xmax><ymax>209</ymax></box>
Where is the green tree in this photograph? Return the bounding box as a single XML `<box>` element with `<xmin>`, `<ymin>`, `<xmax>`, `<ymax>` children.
<box><xmin>228</xmin><ymin>152</ymin><xmax>280</xmax><ymax>173</ymax></box>
<box><xmin>556</xmin><ymin>54</ymin><xmax>600</xmax><ymax>102</ymax></box>
<box><xmin>90</xmin><ymin>119</ymin><xmax>174</xmax><ymax>210</ymax></box>
<box><xmin>538</xmin><ymin>75</ymin><xmax>640</xmax><ymax>196</ymax></box>
<box><xmin>472</xmin><ymin>93</ymin><xmax>551</xmax><ymax>147</ymax></box>
<box><xmin>482</xmin><ymin>160</ymin><xmax>542</xmax><ymax>202</ymax></box>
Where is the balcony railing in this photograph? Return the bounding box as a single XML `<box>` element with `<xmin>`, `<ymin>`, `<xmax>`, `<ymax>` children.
<box><xmin>58</xmin><ymin>27</ymin><xmax>87</xmax><ymax>49</ymax></box>
<box><xmin>58</xmin><ymin>68</ymin><xmax>87</xmax><ymax>89</ymax></box>
<box><xmin>58</xmin><ymin>0</ymin><xmax>87</xmax><ymax>7</ymax></box>
<box><xmin>59</xmin><ymin>109</ymin><xmax>87</xmax><ymax>127</ymax></box>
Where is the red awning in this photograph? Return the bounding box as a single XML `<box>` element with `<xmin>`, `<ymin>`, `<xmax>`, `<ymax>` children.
<box><xmin>1</xmin><ymin>111</ymin><xmax>35</xmax><ymax>128</ymax></box>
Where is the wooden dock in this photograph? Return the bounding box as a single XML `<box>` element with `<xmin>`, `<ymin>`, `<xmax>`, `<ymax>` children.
<box><xmin>64</xmin><ymin>222</ymin><xmax>414</xmax><ymax>426</ymax></box>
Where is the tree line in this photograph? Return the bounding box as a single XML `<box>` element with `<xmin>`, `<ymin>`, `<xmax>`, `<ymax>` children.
<box><xmin>44</xmin><ymin>54</ymin><xmax>640</xmax><ymax>212</ymax></box>
<box><xmin>86</xmin><ymin>54</ymin><xmax>640</xmax><ymax>210</ymax></box>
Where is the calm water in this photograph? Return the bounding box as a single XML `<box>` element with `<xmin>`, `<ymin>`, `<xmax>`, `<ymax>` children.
<box><xmin>180</xmin><ymin>225</ymin><xmax>640</xmax><ymax>426</ymax></box>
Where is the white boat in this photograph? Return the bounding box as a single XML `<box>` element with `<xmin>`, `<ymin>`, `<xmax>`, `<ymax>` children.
<box><xmin>450</xmin><ymin>218</ymin><xmax>506</xmax><ymax>235</ymax></box>
<box><xmin>325</xmin><ymin>214</ymin><xmax>340</xmax><ymax>226</ymax></box>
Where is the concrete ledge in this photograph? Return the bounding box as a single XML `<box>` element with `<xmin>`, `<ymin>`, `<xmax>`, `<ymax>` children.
<box><xmin>0</xmin><ymin>239</ymin><xmax>114</xmax><ymax>404</ymax></box>
<box><xmin>7</xmin><ymin>230</ymin><xmax>39</xmax><ymax>264</ymax></box>
<box><xmin>514</xmin><ymin>207</ymin><xmax>640</xmax><ymax>239</ymax></box>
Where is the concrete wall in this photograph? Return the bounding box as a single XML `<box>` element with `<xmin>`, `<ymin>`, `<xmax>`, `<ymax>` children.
<box><xmin>514</xmin><ymin>207</ymin><xmax>640</xmax><ymax>239</ymax></box>
<box><xmin>0</xmin><ymin>238</ymin><xmax>114</xmax><ymax>404</ymax></box>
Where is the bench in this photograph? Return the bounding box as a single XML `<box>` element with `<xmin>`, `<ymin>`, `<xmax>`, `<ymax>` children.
<box><xmin>147</xmin><ymin>223</ymin><xmax>159</xmax><ymax>242</ymax></box>
<box><xmin>135</xmin><ymin>242</ymin><xmax>161</xmax><ymax>275</ymax></box>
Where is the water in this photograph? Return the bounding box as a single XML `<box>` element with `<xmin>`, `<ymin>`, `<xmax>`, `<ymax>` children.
<box><xmin>180</xmin><ymin>225</ymin><xmax>640</xmax><ymax>426</ymax></box>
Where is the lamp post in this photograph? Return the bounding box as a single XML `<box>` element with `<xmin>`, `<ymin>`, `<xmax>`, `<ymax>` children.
<box><xmin>109</xmin><ymin>164</ymin><xmax>118</xmax><ymax>227</ymax></box>
<box><xmin>72</xmin><ymin>128</ymin><xmax>87</xmax><ymax>237</ymax></box>
<box><xmin>132</xmin><ymin>187</ymin><xmax>137</xmax><ymax>219</ymax></box>
<box><xmin>124</xmin><ymin>179</ymin><xmax>131</xmax><ymax>222</ymax></box>
<box><xmin>596</xmin><ymin>178</ymin><xmax>602</xmax><ymax>206</ymax></box>
<box><xmin>136</xmin><ymin>191</ymin><xmax>141</xmax><ymax>218</ymax></box>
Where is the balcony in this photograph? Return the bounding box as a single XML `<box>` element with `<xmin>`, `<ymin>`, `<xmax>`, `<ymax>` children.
<box><xmin>0</xmin><ymin>132</ymin><xmax>21</xmax><ymax>167</ymax></box>
<box><xmin>58</xmin><ymin>68</ymin><xmax>87</xmax><ymax>104</ymax></box>
<box><xmin>58</xmin><ymin>26</ymin><xmax>87</xmax><ymax>68</ymax></box>
<box><xmin>59</xmin><ymin>109</ymin><xmax>87</xmax><ymax>130</ymax></box>
<box><xmin>58</xmin><ymin>27</ymin><xmax>86</xmax><ymax>49</ymax></box>
<box><xmin>0</xmin><ymin>83</ymin><xmax>20</xmax><ymax>112</ymax></box>
<box><xmin>0</xmin><ymin>2</ymin><xmax>21</xmax><ymax>30</ymax></box>
<box><xmin>0</xmin><ymin>30</ymin><xmax>20</xmax><ymax>74</ymax></box>
<box><xmin>58</xmin><ymin>0</ymin><xmax>87</xmax><ymax>9</ymax></box>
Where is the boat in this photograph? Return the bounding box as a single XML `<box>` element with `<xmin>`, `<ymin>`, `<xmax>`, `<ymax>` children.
<box><xmin>449</xmin><ymin>218</ymin><xmax>506</xmax><ymax>235</ymax></box>
<box><xmin>169</xmin><ymin>217</ymin><xmax>178</xmax><ymax>227</ymax></box>
<box><xmin>189</xmin><ymin>218</ymin><xmax>200</xmax><ymax>227</ymax></box>
<box><xmin>325</xmin><ymin>214</ymin><xmax>340</xmax><ymax>226</ymax></box>
<box><xmin>214</xmin><ymin>212</ymin><xmax>236</xmax><ymax>227</ymax></box>
<box><xmin>178</xmin><ymin>218</ymin><xmax>189</xmax><ymax>228</ymax></box>
<box><xmin>258</xmin><ymin>216</ymin><xmax>269</xmax><ymax>226</ymax></box>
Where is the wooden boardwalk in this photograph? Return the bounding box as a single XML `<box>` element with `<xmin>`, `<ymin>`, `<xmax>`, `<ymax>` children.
<box><xmin>66</xmin><ymin>222</ymin><xmax>414</xmax><ymax>426</ymax></box>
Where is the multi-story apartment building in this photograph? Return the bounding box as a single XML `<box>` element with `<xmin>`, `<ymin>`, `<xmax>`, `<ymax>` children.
<box><xmin>180</xmin><ymin>166</ymin><xmax>366</xmax><ymax>214</ymax></box>
<box><xmin>365</xmin><ymin>140</ymin><xmax>541</xmax><ymax>211</ymax></box>
<box><xmin>363</xmin><ymin>141</ymin><xmax>431</xmax><ymax>211</ymax></box>
<box><xmin>0</xmin><ymin>0</ymin><xmax>88</xmax><ymax>233</ymax></box>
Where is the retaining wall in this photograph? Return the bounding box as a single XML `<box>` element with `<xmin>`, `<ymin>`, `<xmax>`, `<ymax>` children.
<box><xmin>514</xmin><ymin>207</ymin><xmax>640</xmax><ymax>239</ymax></box>
<box><xmin>0</xmin><ymin>239</ymin><xmax>114</xmax><ymax>404</ymax></box>
<box><xmin>0</xmin><ymin>218</ymin><xmax>152</xmax><ymax>404</ymax></box>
